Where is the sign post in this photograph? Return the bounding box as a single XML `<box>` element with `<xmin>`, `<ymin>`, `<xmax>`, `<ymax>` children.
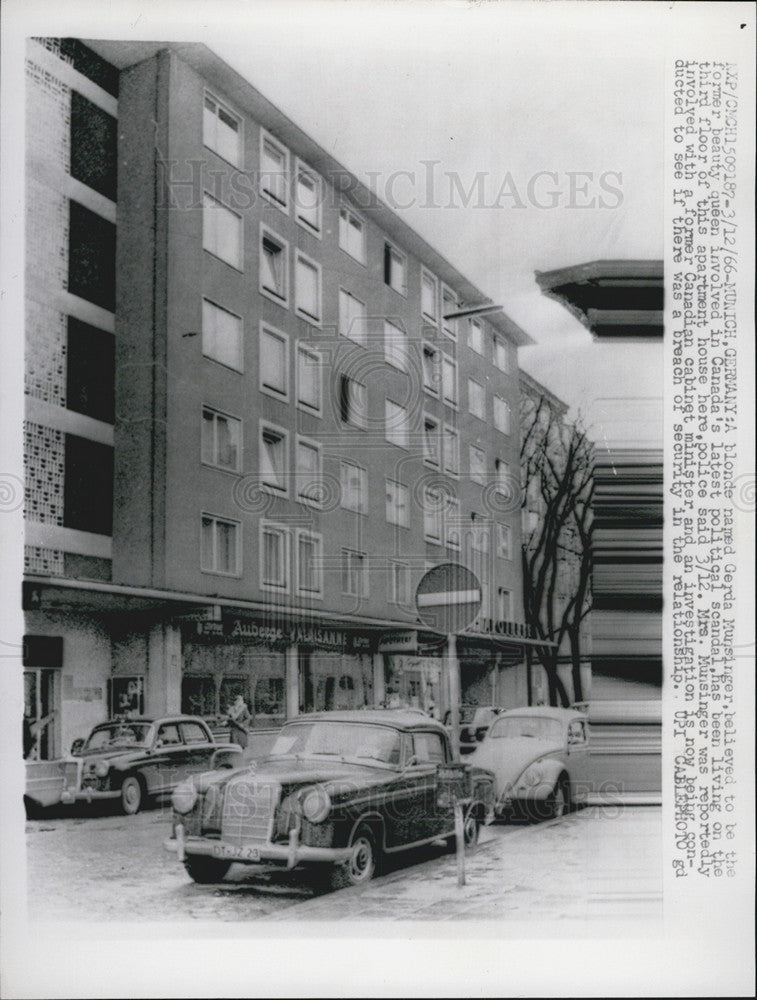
<box><xmin>416</xmin><ymin>564</ymin><xmax>482</xmax><ymax>887</ymax></box>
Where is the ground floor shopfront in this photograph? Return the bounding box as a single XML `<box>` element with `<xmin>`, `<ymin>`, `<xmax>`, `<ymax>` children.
<box><xmin>22</xmin><ymin>579</ymin><xmax>543</xmax><ymax>759</ymax></box>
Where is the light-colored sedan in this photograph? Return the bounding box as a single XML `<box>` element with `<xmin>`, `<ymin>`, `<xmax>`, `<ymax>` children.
<box><xmin>467</xmin><ymin>707</ymin><xmax>590</xmax><ymax>820</ymax></box>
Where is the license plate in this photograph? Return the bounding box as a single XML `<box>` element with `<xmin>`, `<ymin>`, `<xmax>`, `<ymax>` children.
<box><xmin>212</xmin><ymin>843</ymin><xmax>261</xmax><ymax>861</ymax></box>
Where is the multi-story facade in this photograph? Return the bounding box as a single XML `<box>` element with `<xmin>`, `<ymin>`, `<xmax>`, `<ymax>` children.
<box><xmin>23</xmin><ymin>38</ymin><xmax>537</xmax><ymax>758</ymax></box>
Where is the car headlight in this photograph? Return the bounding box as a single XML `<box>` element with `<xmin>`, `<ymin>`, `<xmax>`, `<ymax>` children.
<box><xmin>520</xmin><ymin>763</ymin><xmax>543</xmax><ymax>787</ymax></box>
<box><xmin>300</xmin><ymin>785</ymin><xmax>331</xmax><ymax>824</ymax></box>
<box><xmin>172</xmin><ymin>780</ymin><xmax>198</xmax><ymax>814</ymax></box>
<box><xmin>94</xmin><ymin>761</ymin><xmax>110</xmax><ymax>778</ymax></box>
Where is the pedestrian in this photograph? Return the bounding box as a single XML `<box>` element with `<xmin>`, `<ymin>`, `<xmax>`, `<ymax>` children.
<box><xmin>226</xmin><ymin>694</ymin><xmax>251</xmax><ymax>749</ymax></box>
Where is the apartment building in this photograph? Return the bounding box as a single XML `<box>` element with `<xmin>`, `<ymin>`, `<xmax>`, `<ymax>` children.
<box><xmin>23</xmin><ymin>38</ymin><xmax>537</xmax><ymax>756</ymax></box>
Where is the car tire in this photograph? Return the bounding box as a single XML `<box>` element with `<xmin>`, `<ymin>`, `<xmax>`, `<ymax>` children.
<box><xmin>183</xmin><ymin>855</ymin><xmax>232</xmax><ymax>884</ymax></box>
<box><xmin>546</xmin><ymin>774</ymin><xmax>570</xmax><ymax>820</ymax></box>
<box><xmin>330</xmin><ymin>824</ymin><xmax>378</xmax><ymax>890</ymax></box>
<box><xmin>120</xmin><ymin>775</ymin><xmax>144</xmax><ymax>815</ymax></box>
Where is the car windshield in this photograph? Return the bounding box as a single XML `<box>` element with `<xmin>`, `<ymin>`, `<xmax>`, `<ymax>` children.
<box><xmin>84</xmin><ymin>723</ymin><xmax>153</xmax><ymax>750</ymax></box>
<box><xmin>269</xmin><ymin>721</ymin><xmax>402</xmax><ymax>765</ymax></box>
<box><xmin>490</xmin><ymin>716</ymin><xmax>564</xmax><ymax>742</ymax></box>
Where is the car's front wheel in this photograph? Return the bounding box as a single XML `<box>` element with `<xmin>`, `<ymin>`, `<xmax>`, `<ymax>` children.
<box><xmin>183</xmin><ymin>855</ymin><xmax>232</xmax><ymax>884</ymax></box>
<box><xmin>546</xmin><ymin>774</ymin><xmax>570</xmax><ymax>819</ymax></box>
<box><xmin>445</xmin><ymin>805</ymin><xmax>480</xmax><ymax>850</ymax></box>
<box><xmin>120</xmin><ymin>775</ymin><xmax>144</xmax><ymax>815</ymax></box>
<box><xmin>330</xmin><ymin>824</ymin><xmax>378</xmax><ymax>890</ymax></box>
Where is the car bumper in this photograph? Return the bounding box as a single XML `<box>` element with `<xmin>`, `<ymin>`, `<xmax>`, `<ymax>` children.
<box><xmin>60</xmin><ymin>787</ymin><xmax>121</xmax><ymax>803</ymax></box>
<box><xmin>164</xmin><ymin>823</ymin><xmax>352</xmax><ymax>869</ymax></box>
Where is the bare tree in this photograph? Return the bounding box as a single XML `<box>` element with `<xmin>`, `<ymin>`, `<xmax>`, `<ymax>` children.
<box><xmin>520</xmin><ymin>393</ymin><xmax>593</xmax><ymax>707</ymax></box>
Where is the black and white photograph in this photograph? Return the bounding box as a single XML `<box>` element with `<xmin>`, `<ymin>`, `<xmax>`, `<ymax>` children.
<box><xmin>0</xmin><ymin>1</ymin><xmax>754</xmax><ymax>997</ymax></box>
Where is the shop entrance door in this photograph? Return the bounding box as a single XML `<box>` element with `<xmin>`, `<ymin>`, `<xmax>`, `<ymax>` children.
<box><xmin>24</xmin><ymin>668</ymin><xmax>58</xmax><ymax>760</ymax></box>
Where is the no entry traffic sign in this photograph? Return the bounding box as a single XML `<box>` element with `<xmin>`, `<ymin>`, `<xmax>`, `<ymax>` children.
<box><xmin>415</xmin><ymin>563</ymin><xmax>482</xmax><ymax>633</ymax></box>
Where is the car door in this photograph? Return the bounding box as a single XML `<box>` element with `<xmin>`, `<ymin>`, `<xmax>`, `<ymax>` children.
<box><xmin>179</xmin><ymin>720</ymin><xmax>217</xmax><ymax>778</ymax></box>
<box><xmin>146</xmin><ymin>722</ymin><xmax>187</xmax><ymax>795</ymax></box>
<box><xmin>410</xmin><ymin>730</ymin><xmax>451</xmax><ymax>842</ymax></box>
<box><xmin>566</xmin><ymin>718</ymin><xmax>591</xmax><ymax>801</ymax></box>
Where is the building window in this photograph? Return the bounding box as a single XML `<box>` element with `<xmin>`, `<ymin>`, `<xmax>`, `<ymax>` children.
<box><xmin>384</xmin><ymin>242</ymin><xmax>406</xmax><ymax>294</ymax></box>
<box><xmin>260</xmin><ymin>227</ymin><xmax>288</xmax><ymax>304</ymax></box>
<box><xmin>389</xmin><ymin>560</ymin><xmax>411</xmax><ymax>605</ymax></box>
<box><xmin>202</xmin><ymin>299</ymin><xmax>243</xmax><ymax>372</ymax></box>
<box><xmin>203</xmin><ymin>192</ymin><xmax>242</xmax><ymax>269</ymax></box>
<box><xmin>259</xmin><ymin>325</ymin><xmax>289</xmax><ymax>399</ymax></box>
<box><xmin>295</xmin><ymin>160</ymin><xmax>321</xmax><ymax>235</ymax></box>
<box><xmin>296</xmin><ymin>344</ymin><xmax>321</xmax><ymax>414</ymax></box>
<box><xmin>386</xmin><ymin>479</ymin><xmax>409</xmax><ymax>527</ymax></box>
<box><xmin>70</xmin><ymin>91</ymin><xmax>117</xmax><ymax>201</ymax></box>
<box><xmin>64</xmin><ymin>434</ymin><xmax>113</xmax><ymax>535</ymax></box>
<box><xmin>494</xmin><ymin>396</ymin><xmax>511</xmax><ymax>434</ymax></box>
<box><xmin>203</xmin><ymin>92</ymin><xmax>241</xmax><ymax>166</ymax></box>
<box><xmin>339</xmin><ymin>289</ymin><xmax>366</xmax><ymax>344</ymax></box>
<box><xmin>339</xmin><ymin>375</ymin><xmax>367</xmax><ymax>427</ymax></box>
<box><xmin>496</xmin><ymin>523</ymin><xmax>512</xmax><ymax>559</ymax></box>
<box><xmin>260</xmin><ymin>130</ymin><xmax>289</xmax><ymax>210</ymax></box>
<box><xmin>468</xmin><ymin>317</ymin><xmax>484</xmax><ymax>355</ymax></box>
<box><xmin>384</xmin><ymin>319</ymin><xmax>409</xmax><ymax>371</ymax></box>
<box><xmin>295</xmin><ymin>437</ymin><xmax>322</xmax><ymax>504</ymax></box>
<box><xmin>421</xmin><ymin>269</ymin><xmax>439</xmax><ymax>324</ymax></box>
<box><xmin>340</xmin><ymin>461</ymin><xmax>367</xmax><ymax>514</ymax></box>
<box><xmin>422</xmin><ymin>342</ymin><xmax>440</xmax><ymax>395</ymax></box>
<box><xmin>341</xmin><ymin>549</ymin><xmax>368</xmax><ymax>597</ymax></box>
<box><xmin>260</xmin><ymin>424</ymin><xmax>288</xmax><ymax>495</ymax></box>
<box><xmin>68</xmin><ymin>201</ymin><xmax>116</xmax><ymax>312</ymax></box>
<box><xmin>385</xmin><ymin>400</ymin><xmax>409</xmax><ymax>448</ymax></box>
<box><xmin>202</xmin><ymin>407</ymin><xmax>241</xmax><ymax>471</ymax></box>
<box><xmin>261</xmin><ymin>522</ymin><xmax>289</xmax><ymax>591</ymax></box>
<box><xmin>468</xmin><ymin>378</ymin><xmax>486</xmax><ymax>420</ymax></box>
<box><xmin>201</xmin><ymin>514</ymin><xmax>240</xmax><ymax>575</ymax></box>
<box><xmin>297</xmin><ymin>530</ymin><xmax>323</xmax><ymax>596</ymax></box>
<box><xmin>444</xmin><ymin>496</ymin><xmax>461</xmax><ymax>550</ymax></box>
<box><xmin>469</xmin><ymin>445</ymin><xmax>486</xmax><ymax>485</ymax></box>
<box><xmin>66</xmin><ymin>317</ymin><xmax>114</xmax><ymax>423</ymax></box>
<box><xmin>339</xmin><ymin>206</ymin><xmax>365</xmax><ymax>263</ymax></box>
<box><xmin>442</xmin><ymin>355</ymin><xmax>458</xmax><ymax>407</ymax></box>
<box><xmin>295</xmin><ymin>251</ymin><xmax>322</xmax><ymax>324</ymax></box>
<box><xmin>497</xmin><ymin>588</ymin><xmax>511</xmax><ymax>621</ymax></box>
<box><xmin>495</xmin><ymin>458</ymin><xmax>511</xmax><ymax>492</ymax></box>
<box><xmin>423</xmin><ymin>486</ymin><xmax>443</xmax><ymax>543</ymax></box>
<box><xmin>493</xmin><ymin>336</ymin><xmax>510</xmax><ymax>373</ymax></box>
<box><xmin>442</xmin><ymin>286</ymin><xmax>458</xmax><ymax>340</ymax></box>
<box><xmin>423</xmin><ymin>414</ymin><xmax>440</xmax><ymax>467</ymax></box>
<box><xmin>443</xmin><ymin>425</ymin><xmax>459</xmax><ymax>475</ymax></box>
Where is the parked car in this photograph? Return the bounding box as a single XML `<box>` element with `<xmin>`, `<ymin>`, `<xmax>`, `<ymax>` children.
<box><xmin>445</xmin><ymin>705</ymin><xmax>504</xmax><ymax>754</ymax></box>
<box><xmin>467</xmin><ymin>706</ymin><xmax>590</xmax><ymax>820</ymax></box>
<box><xmin>165</xmin><ymin>709</ymin><xmax>495</xmax><ymax>889</ymax></box>
<box><xmin>59</xmin><ymin>716</ymin><xmax>242</xmax><ymax>815</ymax></box>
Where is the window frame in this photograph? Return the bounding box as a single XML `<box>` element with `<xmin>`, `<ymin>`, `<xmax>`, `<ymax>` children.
<box><xmin>423</xmin><ymin>485</ymin><xmax>443</xmax><ymax>544</ymax></box>
<box><xmin>497</xmin><ymin>587</ymin><xmax>512</xmax><ymax>622</ymax></box>
<box><xmin>341</xmin><ymin>547</ymin><xmax>368</xmax><ymax>598</ymax></box>
<box><xmin>441</xmin><ymin>284</ymin><xmax>458</xmax><ymax>340</ymax></box>
<box><xmin>338</xmin><ymin>287</ymin><xmax>367</xmax><ymax>345</ymax></box>
<box><xmin>422</xmin><ymin>341</ymin><xmax>440</xmax><ymax>397</ymax></box>
<box><xmin>493</xmin><ymin>335</ymin><xmax>510</xmax><ymax>373</ymax></box>
<box><xmin>496</xmin><ymin>522</ymin><xmax>512</xmax><ymax>560</ymax></box>
<box><xmin>384</xmin><ymin>241</ymin><xmax>407</xmax><ymax>296</ymax></box>
<box><xmin>294</xmin><ymin>248</ymin><xmax>322</xmax><ymax>325</ymax></box>
<box><xmin>338</xmin><ymin>204</ymin><xmax>366</xmax><ymax>264</ymax></box>
<box><xmin>468</xmin><ymin>316</ymin><xmax>485</xmax><ymax>356</ymax></box>
<box><xmin>200</xmin><ymin>512</ymin><xmax>241</xmax><ymax>577</ymax></box>
<box><xmin>493</xmin><ymin>395</ymin><xmax>512</xmax><ymax>435</ymax></box>
<box><xmin>294</xmin><ymin>158</ymin><xmax>322</xmax><ymax>237</ymax></box>
<box><xmin>468</xmin><ymin>377</ymin><xmax>486</xmax><ymax>420</ymax></box>
<box><xmin>389</xmin><ymin>559</ymin><xmax>411</xmax><ymax>606</ymax></box>
<box><xmin>259</xmin><ymin>223</ymin><xmax>289</xmax><ymax>307</ymax></box>
<box><xmin>443</xmin><ymin>423</ymin><xmax>459</xmax><ymax>477</ymax></box>
<box><xmin>444</xmin><ymin>495</ymin><xmax>461</xmax><ymax>551</ymax></box>
<box><xmin>384</xmin><ymin>318</ymin><xmax>410</xmax><ymax>372</ymax></box>
<box><xmin>420</xmin><ymin>268</ymin><xmax>439</xmax><ymax>326</ymax></box>
<box><xmin>442</xmin><ymin>354</ymin><xmax>458</xmax><ymax>408</ymax></box>
<box><xmin>259</xmin><ymin>420</ymin><xmax>290</xmax><ymax>497</ymax></box>
<box><xmin>202</xmin><ymin>298</ymin><xmax>244</xmax><ymax>373</ymax></box>
<box><xmin>295</xmin><ymin>528</ymin><xmax>323</xmax><ymax>598</ymax></box>
<box><xmin>260</xmin><ymin>520</ymin><xmax>291</xmax><ymax>593</ymax></box>
<box><xmin>385</xmin><ymin>399</ymin><xmax>410</xmax><ymax>449</ymax></box>
<box><xmin>385</xmin><ymin>478</ymin><xmax>410</xmax><ymax>528</ymax></box>
<box><xmin>259</xmin><ymin>128</ymin><xmax>290</xmax><ymax>213</ymax></box>
<box><xmin>201</xmin><ymin>405</ymin><xmax>242</xmax><ymax>473</ymax></box>
<box><xmin>339</xmin><ymin>460</ymin><xmax>368</xmax><ymax>514</ymax></box>
<box><xmin>295</xmin><ymin>435</ymin><xmax>323</xmax><ymax>506</ymax></box>
<box><xmin>495</xmin><ymin>457</ymin><xmax>511</xmax><ymax>493</ymax></box>
<box><xmin>203</xmin><ymin>90</ymin><xmax>242</xmax><ymax>167</ymax></box>
<box><xmin>202</xmin><ymin>191</ymin><xmax>243</xmax><ymax>271</ymax></box>
<box><xmin>259</xmin><ymin>323</ymin><xmax>290</xmax><ymax>401</ymax></box>
<box><xmin>423</xmin><ymin>412</ymin><xmax>441</xmax><ymax>468</ymax></box>
<box><xmin>339</xmin><ymin>374</ymin><xmax>368</xmax><ymax>428</ymax></box>
<box><xmin>469</xmin><ymin>445</ymin><xmax>486</xmax><ymax>485</ymax></box>
<box><xmin>296</xmin><ymin>343</ymin><xmax>322</xmax><ymax>415</ymax></box>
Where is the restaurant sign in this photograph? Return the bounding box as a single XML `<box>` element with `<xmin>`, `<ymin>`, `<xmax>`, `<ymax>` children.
<box><xmin>192</xmin><ymin>618</ymin><xmax>350</xmax><ymax>651</ymax></box>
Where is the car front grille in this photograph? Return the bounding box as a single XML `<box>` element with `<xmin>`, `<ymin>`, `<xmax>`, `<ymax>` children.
<box><xmin>62</xmin><ymin>760</ymin><xmax>81</xmax><ymax>791</ymax></box>
<box><xmin>221</xmin><ymin>780</ymin><xmax>279</xmax><ymax>848</ymax></box>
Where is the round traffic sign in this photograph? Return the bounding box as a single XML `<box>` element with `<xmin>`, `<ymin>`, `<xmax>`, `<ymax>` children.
<box><xmin>415</xmin><ymin>563</ymin><xmax>482</xmax><ymax>633</ymax></box>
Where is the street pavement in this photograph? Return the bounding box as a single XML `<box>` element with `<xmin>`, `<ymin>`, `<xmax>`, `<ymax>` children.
<box><xmin>25</xmin><ymin>803</ymin><xmax>661</xmax><ymax>926</ymax></box>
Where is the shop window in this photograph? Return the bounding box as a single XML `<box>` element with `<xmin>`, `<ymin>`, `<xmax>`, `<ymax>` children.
<box><xmin>63</xmin><ymin>434</ymin><xmax>113</xmax><ymax>535</ymax></box>
<box><xmin>254</xmin><ymin>678</ymin><xmax>285</xmax><ymax>716</ymax></box>
<box><xmin>182</xmin><ymin>675</ymin><xmax>215</xmax><ymax>717</ymax></box>
<box><xmin>109</xmin><ymin>676</ymin><xmax>144</xmax><ymax>717</ymax></box>
<box><xmin>24</xmin><ymin>668</ymin><xmax>58</xmax><ymax>760</ymax></box>
<box><xmin>68</xmin><ymin>201</ymin><xmax>116</xmax><ymax>312</ymax></box>
<box><xmin>219</xmin><ymin>677</ymin><xmax>249</xmax><ymax>715</ymax></box>
<box><xmin>66</xmin><ymin>317</ymin><xmax>115</xmax><ymax>423</ymax></box>
<box><xmin>338</xmin><ymin>675</ymin><xmax>354</xmax><ymax>692</ymax></box>
<box><xmin>70</xmin><ymin>90</ymin><xmax>117</xmax><ymax>200</ymax></box>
